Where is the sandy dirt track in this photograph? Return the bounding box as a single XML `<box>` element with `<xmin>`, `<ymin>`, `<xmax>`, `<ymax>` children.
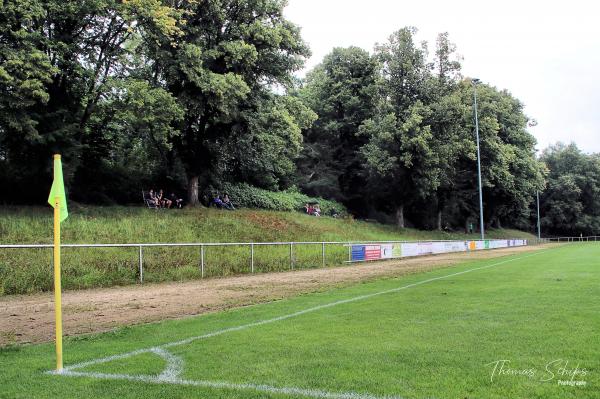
<box><xmin>0</xmin><ymin>245</ymin><xmax>554</xmax><ymax>346</ymax></box>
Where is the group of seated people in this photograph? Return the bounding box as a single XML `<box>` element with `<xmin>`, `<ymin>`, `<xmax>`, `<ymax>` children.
<box><xmin>304</xmin><ymin>203</ymin><xmax>321</xmax><ymax>217</ymax></box>
<box><xmin>212</xmin><ymin>193</ymin><xmax>235</xmax><ymax>210</ymax></box>
<box><xmin>147</xmin><ymin>189</ymin><xmax>183</xmax><ymax>209</ymax></box>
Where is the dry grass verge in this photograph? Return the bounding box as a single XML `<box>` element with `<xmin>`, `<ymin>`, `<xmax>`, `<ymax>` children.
<box><xmin>0</xmin><ymin>244</ymin><xmax>556</xmax><ymax>346</ymax></box>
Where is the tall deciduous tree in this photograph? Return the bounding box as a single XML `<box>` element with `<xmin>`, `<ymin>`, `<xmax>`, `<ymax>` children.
<box><xmin>297</xmin><ymin>46</ymin><xmax>379</xmax><ymax>211</ymax></box>
<box><xmin>359</xmin><ymin>102</ymin><xmax>440</xmax><ymax>228</ymax></box>
<box><xmin>428</xmin><ymin>32</ymin><xmax>464</xmax><ymax>230</ymax></box>
<box><xmin>360</xmin><ymin>27</ymin><xmax>439</xmax><ymax>227</ymax></box>
<box><xmin>0</xmin><ymin>1</ymin><xmax>54</xmax><ymax>143</ymax></box>
<box><xmin>0</xmin><ymin>0</ymin><xmax>180</xmax><ymax>200</ymax></box>
<box><xmin>71</xmin><ymin>79</ymin><xmax>184</xmax><ymax>203</ymax></box>
<box><xmin>224</xmin><ymin>94</ymin><xmax>316</xmax><ymax>190</ymax></box>
<box><xmin>146</xmin><ymin>0</ymin><xmax>310</xmax><ymax>205</ymax></box>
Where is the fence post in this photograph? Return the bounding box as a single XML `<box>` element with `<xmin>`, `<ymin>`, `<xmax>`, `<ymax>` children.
<box><xmin>322</xmin><ymin>242</ymin><xmax>326</xmax><ymax>267</ymax></box>
<box><xmin>348</xmin><ymin>242</ymin><xmax>351</xmax><ymax>263</ymax></box>
<box><xmin>251</xmin><ymin>243</ymin><xmax>254</xmax><ymax>273</ymax></box>
<box><xmin>290</xmin><ymin>242</ymin><xmax>294</xmax><ymax>270</ymax></box>
<box><xmin>200</xmin><ymin>245</ymin><xmax>205</xmax><ymax>278</ymax></box>
<box><xmin>138</xmin><ymin>245</ymin><xmax>143</xmax><ymax>283</ymax></box>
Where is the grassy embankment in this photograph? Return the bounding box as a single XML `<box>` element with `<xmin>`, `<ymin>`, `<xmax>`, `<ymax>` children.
<box><xmin>0</xmin><ymin>206</ymin><xmax>535</xmax><ymax>295</ymax></box>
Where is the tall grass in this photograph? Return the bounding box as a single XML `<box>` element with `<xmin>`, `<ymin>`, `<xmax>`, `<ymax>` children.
<box><xmin>0</xmin><ymin>206</ymin><xmax>535</xmax><ymax>295</ymax></box>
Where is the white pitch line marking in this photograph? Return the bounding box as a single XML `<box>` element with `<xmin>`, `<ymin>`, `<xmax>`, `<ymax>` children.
<box><xmin>55</xmin><ymin>369</ymin><xmax>405</xmax><ymax>399</ymax></box>
<box><xmin>151</xmin><ymin>348</ymin><xmax>183</xmax><ymax>381</ymax></box>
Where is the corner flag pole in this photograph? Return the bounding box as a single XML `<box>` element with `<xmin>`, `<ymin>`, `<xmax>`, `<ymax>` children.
<box><xmin>54</xmin><ymin>194</ymin><xmax>63</xmax><ymax>371</ymax></box>
<box><xmin>49</xmin><ymin>153</ymin><xmax>68</xmax><ymax>372</ymax></box>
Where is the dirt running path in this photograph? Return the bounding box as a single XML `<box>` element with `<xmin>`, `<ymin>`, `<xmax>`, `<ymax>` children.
<box><xmin>0</xmin><ymin>245</ymin><xmax>555</xmax><ymax>346</ymax></box>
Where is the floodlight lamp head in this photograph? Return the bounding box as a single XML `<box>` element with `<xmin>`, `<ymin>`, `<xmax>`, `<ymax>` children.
<box><xmin>472</xmin><ymin>78</ymin><xmax>481</xmax><ymax>85</ymax></box>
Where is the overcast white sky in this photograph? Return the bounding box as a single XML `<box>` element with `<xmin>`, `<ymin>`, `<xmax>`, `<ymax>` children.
<box><xmin>284</xmin><ymin>0</ymin><xmax>600</xmax><ymax>153</ymax></box>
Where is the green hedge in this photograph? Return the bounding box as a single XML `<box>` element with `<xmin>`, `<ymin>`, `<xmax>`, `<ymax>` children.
<box><xmin>214</xmin><ymin>183</ymin><xmax>347</xmax><ymax>216</ymax></box>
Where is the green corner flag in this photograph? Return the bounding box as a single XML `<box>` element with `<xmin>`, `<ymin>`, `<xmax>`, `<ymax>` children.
<box><xmin>48</xmin><ymin>154</ymin><xmax>68</xmax><ymax>222</ymax></box>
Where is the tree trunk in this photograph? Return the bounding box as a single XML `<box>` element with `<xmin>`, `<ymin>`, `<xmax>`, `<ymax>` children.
<box><xmin>437</xmin><ymin>209</ymin><xmax>442</xmax><ymax>231</ymax></box>
<box><xmin>395</xmin><ymin>205</ymin><xmax>405</xmax><ymax>229</ymax></box>
<box><xmin>187</xmin><ymin>175</ymin><xmax>200</xmax><ymax>206</ymax></box>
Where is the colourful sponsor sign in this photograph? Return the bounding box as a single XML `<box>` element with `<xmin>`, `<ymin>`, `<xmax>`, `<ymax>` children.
<box><xmin>392</xmin><ymin>244</ymin><xmax>402</xmax><ymax>258</ymax></box>
<box><xmin>365</xmin><ymin>245</ymin><xmax>381</xmax><ymax>261</ymax></box>
<box><xmin>351</xmin><ymin>245</ymin><xmax>365</xmax><ymax>261</ymax></box>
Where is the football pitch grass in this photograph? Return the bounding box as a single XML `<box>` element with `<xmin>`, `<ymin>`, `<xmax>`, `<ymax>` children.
<box><xmin>1</xmin><ymin>243</ymin><xmax>598</xmax><ymax>399</ymax></box>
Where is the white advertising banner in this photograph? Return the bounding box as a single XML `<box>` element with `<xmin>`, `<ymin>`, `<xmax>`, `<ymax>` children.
<box><xmin>400</xmin><ymin>243</ymin><xmax>420</xmax><ymax>257</ymax></box>
<box><xmin>495</xmin><ymin>240</ymin><xmax>509</xmax><ymax>249</ymax></box>
<box><xmin>430</xmin><ymin>242</ymin><xmax>446</xmax><ymax>254</ymax></box>
<box><xmin>443</xmin><ymin>241</ymin><xmax>467</xmax><ymax>253</ymax></box>
<box><xmin>418</xmin><ymin>242</ymin><xmax>433</xmax><ymax>255</ymax></box>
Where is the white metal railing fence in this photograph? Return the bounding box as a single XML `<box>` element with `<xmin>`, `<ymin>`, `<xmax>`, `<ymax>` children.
<box><xmin>544</xmin><ymin>236</ymin><xmax>600</xmax><ymax>242</ymax></box>
<box><xmin>0</xmin><ymin>237</ymin><xmax>574</xmax><ymax>284</ymax></box>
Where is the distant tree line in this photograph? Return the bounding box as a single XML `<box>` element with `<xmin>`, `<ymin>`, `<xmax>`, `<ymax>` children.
<box><xmin>0</xmin><ymin>1</ymin><xmax>598</xmax><ymax>235</ymax></box>
<box><xmin>538</xmin><ymin>143</ymin><xmax>600</xmax><ymax>236</ymax></box>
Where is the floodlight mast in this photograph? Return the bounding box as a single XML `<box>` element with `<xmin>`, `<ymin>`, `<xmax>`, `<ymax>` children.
<box><xmin>536</xmin><ymin>190</ymin><xmax>541</xmax><ymax>239</ymax></box>
<box><xmin>472</xmin><ymin>78</ymin><xmax>485</xmax><ymax>240</ymax></box>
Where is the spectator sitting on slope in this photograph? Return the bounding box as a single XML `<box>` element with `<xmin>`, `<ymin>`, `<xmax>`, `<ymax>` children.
<box><xmin>158</xmin><ymin>189</ymin><xmax>172</xmax><ymax>208</ymax></box>
<box><xmin>304</xmin><ymin>203</ymin><xmax>313</xmax><ymax>215</ymax></box>
<box><xmin>148</xmin><ymin>189</ymin><xmax>159</xmax><ymax>207</ymax></box>
<box><xmin>222</xmin><ymin>193</ymin><xmax>235</xmax><ymax>210</ymax></box>
<box><xmin>213</xmin><ymin>195</ymin><xmax>225</xmax><ymax>208</ymax></box>
<box><xmin>169</xmin><ymin>193</ymin><xmax>183</xmax><ymax>209</ymax></box>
